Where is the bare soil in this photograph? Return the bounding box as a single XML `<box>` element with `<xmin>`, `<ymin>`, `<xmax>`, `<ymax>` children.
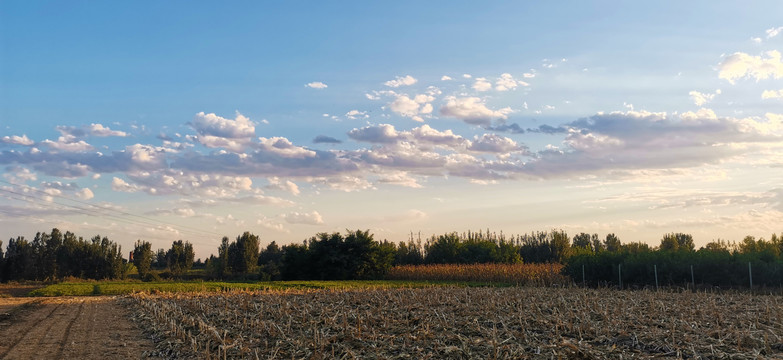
<box><xmin>0</xmin><ymin>296</ymin><xmax>155</xmax><ymax>359</ymax></box>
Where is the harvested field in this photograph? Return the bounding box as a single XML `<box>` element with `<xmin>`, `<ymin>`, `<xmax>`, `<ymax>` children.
<box><xmin>0</xmin><ymin>296</ymin><xmax>155</xmax><ymax>359</ymax></box>
<box><xmin>128</xmin><ymin>287</ymin><xmax>783</xmax><ymax>359</ymax></box>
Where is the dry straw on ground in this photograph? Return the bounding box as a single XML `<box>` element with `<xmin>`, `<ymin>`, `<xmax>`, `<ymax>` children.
<box><xmin>128</xmin><ymin>287</ymin><xmax>783</xmax><ymax>359</ymax></box>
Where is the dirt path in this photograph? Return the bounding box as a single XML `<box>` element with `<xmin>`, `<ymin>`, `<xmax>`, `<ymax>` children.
<box><xmin>0</xmin><ymin>297</ymin><xmax>155</xmax><ymax>359</ymax></box>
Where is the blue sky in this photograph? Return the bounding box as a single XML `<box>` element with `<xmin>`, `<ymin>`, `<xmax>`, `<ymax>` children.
<box><xmin>2</xmin><ymin>1</ymin><xmax>783</xmax><ymax>258</ymax></box>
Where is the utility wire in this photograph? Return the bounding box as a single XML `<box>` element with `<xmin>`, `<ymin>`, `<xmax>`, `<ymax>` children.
<box><xmin>0</xmin><ymin>179</ymin><xmax>224</xmax><ymax>238</ymax></box>
<box><xmin>0</xmin><ymin>184</ymin><xmax>224</xmax><ymax>246</ymax></box>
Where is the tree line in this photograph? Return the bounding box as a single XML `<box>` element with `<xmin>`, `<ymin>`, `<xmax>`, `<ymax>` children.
<box><xmin>3</xmin><ymin>227</ymin><xmax>782</xmax><ymax>287</ymax></box>
<box><xmin>564</xmin><ymin>233</ymin><xmax>783</xmax><ymax>288</ymax></box>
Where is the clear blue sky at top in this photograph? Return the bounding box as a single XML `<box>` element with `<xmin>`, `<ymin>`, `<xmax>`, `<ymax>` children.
<box><xmin>4</xmin><ymin>1</ymin><xmax>779</xmax><ymax>140</ymax></box>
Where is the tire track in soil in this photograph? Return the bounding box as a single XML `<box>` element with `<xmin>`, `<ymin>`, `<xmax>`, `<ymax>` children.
<box><xmin>0</xmin><ymin>301</ymin><xmax>62</xmax><ymax>359</ymax></box>
<box><xmin>0</xmin><ymin>297</ymin><xmax>155</xmax><ymax>359</ymax></box>
<box><xmin>55</xmin><ymin>299</ymin><xmax>85</xmax><ymax>359</ymax></box>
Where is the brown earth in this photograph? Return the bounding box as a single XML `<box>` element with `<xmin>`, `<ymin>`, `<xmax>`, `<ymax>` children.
<box><xmin>0</xmin><ymin>296</ymin><xmax>155</xmax><ymax>359</ymax></box>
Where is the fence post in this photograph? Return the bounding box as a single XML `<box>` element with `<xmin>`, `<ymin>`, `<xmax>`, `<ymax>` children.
<box><xmin>654</xmin><ymin>264</ymin><xmax>659</xmax><ymax>291</ymax></box>
<box><xmin>690</xmin><ymin>265</ymin><xmax>695</xmax><ymax>291</ymax></box>
<box><xmin>582</xmin><ymin>264</ymin><xmax>585</xmax><ymax>287</ymax></box>
<box><xmin>618</xmin><ymin>264</ymin><xmax>622</xmax><ymax>289</ymax></box>
<box><xmin>748</xmin><ymin>262</ymin><xmax>753</xmax><ymax>289</ymax></box>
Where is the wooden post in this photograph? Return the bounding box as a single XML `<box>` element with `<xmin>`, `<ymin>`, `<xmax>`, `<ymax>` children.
<box><xmin>748</xmin><ymin>262</ymin><xmax>753</xmax><ymax>289</ymax></box>
<box><xmin>654</xmin><ymin>264</ymin><xmax>659</xmax><ymax>291</ymax></box>
<box><xmin>618</xmin><ymin>264</ymin><xmax>622</xmax><ymax>289</ymax></box>
<box><xmin>582</xmin><ymin>264</ymin><xmax>586</xmax><ymax>287</ymax></box>
<box><xmin>690</xmin><ymin>265</ymin><xmax>695</xmax><ymax>291</ymax></box>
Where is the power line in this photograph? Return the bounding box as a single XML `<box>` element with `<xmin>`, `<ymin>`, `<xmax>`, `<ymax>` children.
<box><xmin>0</xmin><ymin>183</ymin><xmax>225</xmax><ymax>246</ymax></box>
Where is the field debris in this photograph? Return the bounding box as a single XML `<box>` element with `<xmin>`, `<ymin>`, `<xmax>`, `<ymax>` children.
<box><xmin>127</xmin><ymin>287</ymin><xmax>783</xmax><ymax>358</ymax></box>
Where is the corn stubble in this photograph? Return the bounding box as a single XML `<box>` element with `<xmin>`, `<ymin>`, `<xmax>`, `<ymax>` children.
<box><xmin>129</xmin><ymin>287</ymin><xmax>783</xmax><ymax>359</ymax></box>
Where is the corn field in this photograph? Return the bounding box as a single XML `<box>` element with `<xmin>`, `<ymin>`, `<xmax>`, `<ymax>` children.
<box><xmin>127</xmin><ymin>287</ymin><xmax>783</xmax><ymax>358</ymax></box>
<box><xmin>385</xmin><ymin>263</ymin><xmax>567</xmax><ymax>286</ymax></box>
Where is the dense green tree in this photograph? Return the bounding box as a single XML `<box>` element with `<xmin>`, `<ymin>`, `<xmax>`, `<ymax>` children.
<box><xmin>166</xmin><ymin>240</ymin><xmax>194</xmax><ymax>277</ymax></box>
<box><xmin>258</xmin><ymin>241</ymin><xmax>283</xmax><ymax>280</ymax></box>
<box><xmin>228</xmin><ymin>232</ymin><xmax>260</xmax><ymax>275</ymax></box>
<box><xmin>660</xmin><ymin>233</ymin><xmax>695</xmax><ymax>252</ymax></box>
<box><xmin>572</xmin><ymin>233</ymin><xmax>592</xmax><ymax>250</ymax></box>
<box><xmin>132</xmin><ymin>240</ymin><xmax>153</xmax><ymax>279</ymax></box>
<box><xmin>604</xmin><ymin>233</ymin><xmax>621</xmax><ymax>252</ymax></box>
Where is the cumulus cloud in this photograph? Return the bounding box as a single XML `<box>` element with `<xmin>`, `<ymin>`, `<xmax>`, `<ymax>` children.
<box><xmin>258</xmin><ymin>137</ymin><xmax>317</xmax><ymax>158</ymax></box>
<box><xmin>766</xmin><ymin>26</ymin><xmax>783</xmax><ymax>38</ymax></box>
<box><xmin>439</xmin><ymin>96</ymin><xmax>513</xmax><ymax>126</ymax></box>
<box><xmin>283</xmin><ymin>211</ymin><xmax>324</xmax><ymax>225</ymax></box>
<box><xmin>495</xmin><ymin>73</ymin><xmax>529</xmax><ymax>91</ymax></box>
<box><xmin>87</xmin><ymin>123</ymin><xmax>128</xmax><ymax>137</ymax></box>
<box><xmin>75</xmin><ymin>188</ymin><xmax>94</xmax><ymax>200</ymax></box>
<box><xmin>384</xmin><ymin>75</ymin><xmax>417</xmax><ymax>88</ymax></box>
<box><xmin>348</xmin><ymin>124</ymin><xmax>402</xmax><ymax>143</ymax></box>
<box><xmin>112</xmin><ymin>177</ymin><xmax>139</xmax><ymax>193</ymax></box>
<box><xmin>189</xmin><ymin>112</ymin><xmax>256</xmax><ymax>151</ymax></box>
<box><xmin>376</xmin><ymin>171</ymin><xmax>422</xmax><ymax>188</ymax></box>
<box><xmin>305</xmin><ymin>81</ymin><xmax>328</xmax><ymax>89</ymax></box>
<box><xmin>1</xmin><ymin>135</ymin><xmax>34</xmax><ymax>146</ymax></box>
<box><xmin>762</xmin><ymin>89</ymin><xmax>783</xmax><ymax>99</ymax></box>
<box><xmin>521</xmin><ymin>110</ymin><xmax>783</xmax><ymax>178</ymax></box>
<box><xmin>388</xmin><ymin>93</ymin><xmax>434</xmax><ymax>122</ymax></box>
<box><xmin>345</xmin><ymin>110</ymin><xmax>369</xmax><ymax>119</ymax></box>
<box><xmin>410</xmin><ymin>124</ymin><xmax>467</xmax><ymax>148</ymax></box>
<box><xmin>472</xmin><ymin>77</ymin><xmax>492</xmax><ymax>92</ymax></box>
<box><xmin>468</xmin><ymin>134</ymin><xmax>524</xmax><ymax>154</ymax></box>
<box><xmin>688</xmin><ymin>90</ymin><xmax>717</xmax><ymax>106</ymax></box>
<box><xmin>3</xmin><ymin>166</ymin><xmax>37</xmax><ymax>184</ymax></box>
<box><xmin>266</xmin><ymin>177</ymin><xmax>300</xmax><ymax>195</ymax></box>
<box><xmin>440</xmin><ymin>75</ymin><xmax>452</xmax><ymax>81</ymax></box>
<box><xmin>256</xmin><ymin>216</ymin><xmax>288</xmax><ymax>233</ymax></box>
<box><xmin>40</xmin><ymin>138</ymin><xmax>93</xmax><ymax>152</ymax></box>
<box><xmin>313</xmin><ymin>135</ymin><xmax>342</xmax><ymax>144</ymax></box>
<box><xmin>719</xmin><ymin>50</ymin><xmax>783</xmax><ymax>84</ymax></box>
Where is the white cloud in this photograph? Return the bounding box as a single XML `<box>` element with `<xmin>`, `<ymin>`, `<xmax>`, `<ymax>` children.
<box><xmin>266</xmin><ymin>177</ymin><xmax>300</xmax><ymax>195</ymax></box>
<box><xmin>190</xmin><ymin>112</ymin><xmax>255</xmax><ymax>151</ymax></box>
<box><xmin>472</xmin><ymin>77</ymin><xmax>492</xmax><ymax>92</ymax></box>
<box><xmin>345</xmin><ymin>110</ymin><xmax>369</xmax><ymax>119</ymax></box>
<box><xmin>766</xmin><ymin>26</ymin><xmax>783</xmax><ymax>38</ymax></box>
<box><xmin>719</xmin><ymin>50</ymin><xmax>783</xmax><ymax>84</ymax></box>
<box><xmin>1</xmin><ymin>134</ymin><xmax>34</xmax><ymax>146</ymax></box>
<box><xmin>762</xmin><ymin>89</ymin><xmax>783</xmax><ymax>99</ymax></box>
<box><xmin>688</xmin><ymin>91</ymin><xmax>716</xmax><ymax>106</ymax></box>
<box><xmin>468</xmin><ymin>134</ymin><xmax>523</xmax><ymax>154</ymax></box>
<box><xmin>258</xmin><ymin>137</ymin><xmax>317</xmax><ymax>158</ymax></box>
<box><xmin>751</xmin><ymin>37</ymin><xmax>762</xmax><ymax>44</ymax></box>
<box><xmin>256</xmin><ymin>216</ymin><xmax>288</xmax><ymax>233</ymax></box>
<box><xmin>111</xmin><ymin>177</ymin><xmax>139</xmax><ymax>193</ymax></box>
<box><xmin>75</xmin><ymin>188</ymin><xmax>94</xmax><ymax>200</ymax></box>
<box><xmin>388</xmin><ymin>93</ymin><xmax>435</xmax><ymax>122</ymax></box>
<box><xmin>495</xmin><ymin>73</ymin><xmax>529</xmax><ymax>91</ymax></box>
<box><xmin>40</xmin><ymin>138</ymin><xmax>93</xmax><ymax>152</ymax></box>
<box><xmin>439</xmin><ymin>96</ymin><xmax>513</xmax><ymax>126</ymax></box>
<box><xmin>384</xmin><ymin>75</ymin><xmax>417</xmax><ymax>88</ymax></box>
<box><xmin>88</xmin><ymin>123</ymin><xmax>127</xmax><ymax>137</ymax></box>
<box><xmin>440</xmin><ymin>75</ymin><xmax>452</xmax><ymax>81</ymax></box>
<box><xmin>376</xmin><ymin>171</ymin><xmax>422</xmax><ymax>188</ymax></box>
<box><xmin>305</xmin><ymin>81</ymin><xmax>328</xmax><ymax>89</ymax></box>
<box><xmin>283</xmin><ymin>210</ymin><xmax>324</xmax><ymax>225</ymax></box>
<box><xmin>462</xmin><ymin>74</ymin><xmax>472</xmax><ymax>79</ymax></box>
<box><xmin>348</xmin><ymin>124</ymin><xmax>402</xmax><ymax>143</ymax></box>
<box><xmin>3</xmin><ymin>166</ymin><xmax>37</xmax><ymax>184</ymax></box>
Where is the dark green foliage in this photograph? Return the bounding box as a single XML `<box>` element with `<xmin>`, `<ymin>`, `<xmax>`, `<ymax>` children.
<box><xmin>274</xmin><ymin>230</ymin><xmax>395</xmax><ymax>281</ymax></box>
<box><xmin>2</xmin><ymin>229</ymin><xmax>126</xmax><ymax>281</ymax></box>
<box><xmin>257</xmin><ymin>241</ymin><xmax>283</xmax><ymax>280</ymax></box>
<box><xmin>564</xmin><ymin>233</ymin><xmax>783</xmax><ymax>288</ymax></box>
<box><xmin>132</xmin><ymin>240</ymin><xmax>153</xmax><ymax>279</ymax></box>
<box><xmin>228</xmin><ymin>232</ymin><xmax>260</xmax><ymax>275</ymax></box>
<box><xmin>423</xmin><ymin>231</ymin><xmax>522</xmax><ymax>264</ymax></box>
<box><xmin>166</xmin><ymin>240</ymin><xmax>194</xmax><ymax>278</ymax></box>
